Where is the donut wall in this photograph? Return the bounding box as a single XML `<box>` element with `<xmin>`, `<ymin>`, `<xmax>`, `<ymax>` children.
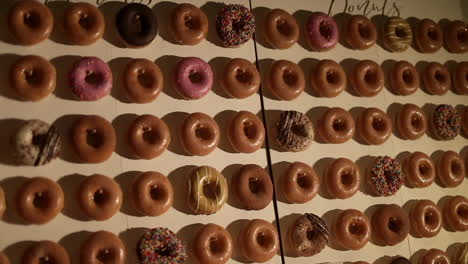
<box><xmin>251</xmin><ymin>0</ymin><xmax>468</xmax><ymax>263</ymax></box>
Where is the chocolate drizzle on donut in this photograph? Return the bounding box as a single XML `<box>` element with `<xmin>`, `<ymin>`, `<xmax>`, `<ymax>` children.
<box><xmin>276</xmin><ymin>111</ymin><xmax>313</xmax><ymax>152</ymax></box>
<box><xmin>305</xmin><ymin>213</ymin><xmax>329</xmax><ymax>243</ymax></box>
<box><xmin>34</xmin><ymin>125</ymin><xmax>60</xmax><ymax>166</ymax></box>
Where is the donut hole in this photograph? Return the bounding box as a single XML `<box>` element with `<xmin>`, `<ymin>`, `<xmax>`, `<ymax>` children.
<box><xmin>195</xmin><ymin>124</ymin><xmax>213</xmax><ymax>141</ymax></box>
<box><xmin>282</xmin><ymin>70</ymin><xmax>297</xmax><ymax>86</ymax></box>
<box><xmin>319</xmin><ymin>21</ymin><xmax>333</xmax><ymax>39</ymax></box>
<box><xmin>340</xmin><ymin>172</ymin><xmax>355</xmax><ymax>188</ymax></box>
<box><xmin>411</xmin><ymin>115</ymin><xmax>423</xmax><ymax>132</ymax></box>
<box><xmin>326</xmin><ymin>70</ymin><xmax>340</xmax><ymax>85</ymax></box>
<box><xmin>332</xmin><ymin>118</ymin><xmax>347</xmax><ymax>132</ymax></box>
<box><xmin>209</xmin><ymin>235</ymin><xmax>227</xmax><ymax>255</ymax></box>
<box><xmin>232</xmin><ymin>21</ymin><xmax>246</xmax><ymax>34</ymax></box>
<box><xmin>434</xmin><ymin>71</ymin><xmax>446</xmax><ymax>83</ymax></box>
<box><xmin>39</xmin><ymin>256</ymin><xmax>54</xmax><ymax>264</ymax></box>
<box><xmin>189</xmin><ymin>71</ymin><xmax>203</xmax><ymax>84</ymax></box>
<box><xmin>364</xmin><ymin>70</ymin><xmax>377</xmax><ymax>85</ymax></box>
<box><xmin>97</xmin><ymin>248</ymin><xmax>114</xmax><ymax>262</ymax></box>
<box><xmin>248</xmin><ymin>177</ymin><xmax>264</xmax><ymax>195</ymax></box>
<box><xmin>24</xmin><ymin>68</ymin><xmax>43</xmax><ymax>86</ymax></box>
<box><xmin>86</xmin><ymin>129</ymin><xmax>103</xmax><ymax>148</ymax></box>
<box><xmin>395</xmin><ymin>26</ymin><xmax>407</xmax><ymax>38</ymax></box>
<box><xmin>137</xmin><ymin>69</ymin><xmax>154</xmax><ymax>88</ymax></box>
<box><xmin>33</xmin><ymin>191</ymin><xmax>50</xmax><ymax>210</ymax></box>
<box><xmin>235</xmin><ymin>69</ymin><xmax>252</xmax><ymax>84</ymax></box>
<box><xmin>291</xmin><ymin>124</ymin><xmax>308</xmax><ymax>138</ymax></box>
<box><xmin>358</xmin><ymin>23</ymin><xmax>371</xmax><ymax>39</ymax></box>
<box><xmin>384</xmin><ymin>170</ymin><xmax>395</xmax><ymax>185</ymax></box>
<box><xmin>456</xmin><ymin>28</ymin><xmax>468</xmax><ymax>43</ymax></box>
<box><xmin>450</xmin><ymin>160</ymin><xmax>463</xmax><ymax>175</ymax></box>
<box><xmin>427</xmin><ymin>27</ymin><xmax>439</xmax><ymax>41</ymax></box>
<box><xmin>419</xmin><ymin>163</ymin><xmax>431</xmax><ymax>178</ymax></box>
<box><xmin>296</xmin><ymin>173</ymin><xmax>312</xmax><ymax>190</ymax></box>
<box><xmin>142</xmin><ymin>127</ymin><xmax>159</xmax><ymax>145</ymax></box>
<box><xmin>402</xmin><ymin>69</ymin><xmax>414</xmax><ymax>85</ymax></box>
<box><xmin>129</xmin><ymin>14</ymin><xmax>144</xmax><ymax>34</ymax></box>
<box><xmin>183</xmin><ymin>15</ymin><xmax>199</xmax><ymax>30</ymax></box>
<box><xmin>424</xmin><ymin>209</ymin><xmax>439</xmax><ymax>229</ymax></box>
<box><xmin>348</xmin><ymin>221</ymin><xmax>365</xmax><ymax>236</ymax></box>
<box><xmin>154</xmin><ymin>247</ymin><xmax>173</xmax><ymax>257</ymax></box>
<box><xmin>243</xmin><ymin>121</ymin><xmax>257</xmax><ymax>140</ymax></box>
<box><xmin>388</xmin><ymin>217</ymin><xmax>402</xmax><ymax>233</ymax></box>
<box><xmin>203</xmin><ymin>181</ymin><xmax>220</xmax><ymax>201</ymax></box>
<box><xmin>372</xmin><ymin>118</ymin><xmax>387</xmax><ymax>132</ymax></box>
<box><xmin>256</xmin><ymin>230</ymin><xmax>274</xmax><ymax>250</ymax></box>
<box><xmin>276</xmin><ymin>19</ymin><xmax>291</xmax><ymax>36</ymax></box>
<box><xmin>149</xmin><ymin>185</ymin><xmax>166</xmax><ymax>201</ymax></box>
<box><xmin>457</xmin><ymin>204</ymin><xmax>468</xmax><ymax>219</ymax></box>
<box><xmin>32</xmin><ymin>132</ymin><xmax>47</xmax><ymax>147</ymax></box>
<box><xmin>78</xmin><ymin>14</ymin><xmax>94</xmax><ymax>30</ymax></box>
<box><xmin>23</xmin><ymin>11</ymin><xmax>41</xmax><ymax>29</ymax></box>
<box><xmin>93</xmin><ymin>189</ymin><xmax>109</xmax><ymax>206</ymax></box>
<box><xmin>85</xmin><ymin>71</ymin><xmax>103</xmax><ymax>85</ymax></box>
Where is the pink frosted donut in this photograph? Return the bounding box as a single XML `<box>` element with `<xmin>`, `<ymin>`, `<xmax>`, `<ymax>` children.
<box><xmin>174</xmin><ymin>57</ymin><xmax>213</xmax><ymax>100</ymax></box>
<box><xmin>304</xmin><ymin>12</ymin><xmax>339</xmax><ymax>51</ymax></box>
<box><xmin>69</xmin><ymin>57</ymin><xmax>112</xmax><ymax>101</ymax></box>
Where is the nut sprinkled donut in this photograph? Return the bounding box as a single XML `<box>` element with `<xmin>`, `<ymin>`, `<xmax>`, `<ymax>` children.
<box><xmin>349</xmin><ymin>60</ymin><xmax>385</xmax><ymax>97</ymax></box>
<box><xmin>80</xmin><ymin>231</ymin><xmax>126</xmax><ymax>264</ymax></box>
<box><xmin>123</xmin><ymin>58</ymin><xmax>164</xmax><ymax>104</ymax></box>
<box><xmin>10</xmin><ymin>55</ymin><xmax>56</xmax><ymax>101</ymax></box>
<box><xmin>281</xmin><ymin>162</ymin><xmax>319</xmax><ymax>204</ymax></box>
<box><xmin>357</xmin><ymin>107</ymin><xmax>392</xmax><ymax>145</ymax></box>
<box><xmin>403</xmin><ymin>152</ymin><xmax>435</xmax><ymax>188</ymax></box>
<box><xmin>180</xmin><ymin>112</ymin><xmax>219</xmax><ymax>156</ymax></box>
<box><xmin>186</xmin><ymin>166</ymin><xmax>227</xmax><ymax>215</ymax></box>
<box><xmin>325</xmin><ymin>158</ymin><xmax>361</xmax><ymax>199</ymax></box>
<box><xmin>396</xmin><ymin>104</ymin><xmax>427</xmax><ymax>140</ymax></box>
<box><xmin>131</xmin><ymin>171</ymin><xmax>173</xmax><ymax>217</ymax></box>
<box><xmin>444</xmin><ymin>20</ymin><xmax>468</xmax><ymax>53</ymax></box>
<box><xmin>71</xmin><ymin>115</ymin><xmax>116</xmax><ymax>163</ymax></box>
<box><xmin>318</xmin><ymin>107</ymin><xmax>355</xmax><ymax>144</ymax></box>
<box><xmin>77</xmin><ymin>174</ymin><xmax>122</xmax><ymax>221</ymax></box>
<box><xmin>263</xmin><ymin>9</ymin><xmax>299</xmax><ymax>49</ymax></box>
<box><xmin>63</xmin><ymin>2</ymin><xmax>105</xmax><ymax>45</ymax></box>
<box><xmin>0</xmin><ymin>187</ymin><xmax>5</xmax><ymax>219</ymax></box>
<box><xmin>274</xmin><ymin>110</ymin><xmax>313</xmax><ymax>152</ymax></box>
<box><xmin>227</xmin><ymin>111</ymin><xmax>265</xmax><ymax>153</ymax></box>
<box><xmin>423</xmin><ymin>62</ymin><xmax>451</xmax><ymax>95</ymax></box>
<box><xmin>174</xmin><ymin>57</ymin><xmax>213</xmax><ymax>100</ymax></box>
<box><xmin>12</xmin><ymin>119</ymin><xmax>61</xmax><ymax>166</ymax></box>
<box><xmin>443</xmin><ymin>195</ymin><xmax>468</xmax><ymax>232</ymax></box>
<box><xmin>414</xmin><ymin>19</ymin><xmax>443</xmax><ymax>53</ymax></box>
<box><xmin>231</xmin><ymin>164</ymin><xmax>273</xmax><ymax>210</ymax></box>
<box><xmin>332</xmin><ymin>209</ymin><xmax>370</xmax><ymax>250</ymax></box>
<box><xmin>239</xmin><ymin>219</ymin><xmax>279</xmax><ymax>263</ymax></box>
<box><xmin>409</xmin><ymin>200</ymin><xmax>442</xmax><ymax>238</ymax></box>
<box><xmin>216</xmin><ymin>4</ymin><xmax>255</xmax><ymax>48</ymax></box>
<box><xmin>371</xmin><ymin>204</ymin><xmax>410</xmax><ymax>246</ymax></box>
<box><xmin>304</xmin><ymin>12</ymin><xmax>339</xmax><ymax>51</ymax></box>
<box><xmin>138</xmin><ymin>227</ymin><xmax>186</xmax><ymax>264</ymax></box>
<box><xmin>22</xmin><ymin>241</ymin><xmax>69</xmax><ymax>264</ymax></box>
<box><xmin>193</xmin><ymin>223</ymin><xmax>232</xmax><ymax>264</ymax></box>
<box><xmin>368</xmin><ymin>156</ymin><xmax>404</xmax><ymax>196</ymax></box>
<box><xmin>169</xmin><ymin>3</ymin><xmax>208</xmax><ymax>45</ymax></box>
<box><xmin>288</xmin><ymin>213</ymin><xmax>329</xmax><ymax>257</ymax></box>
<box><xmin>128</xmin><ymin>114</ymin><xmax>170</xmax><ymax>160</ymax></box>
<box><xmin>454</xmin><ymin>243</ymin><xmax>468</xmax><ymax>264</ymax></box>
<box><xmin>69</xmin><ymin>57</ymin><xmax>112</xmax><ymax>101</ymax></box>
<box><xmin>382</xmin><ymin>17</ymin><xmax>412</xmax><ymax>52</ymax></box>
<box><xmin>420</xmin><ymin>249</ymin><xmax>450</xmax><ymax>264</ymax></box>
<box><xmin>266</xmin><ymin>60</ymin><xmax>305</xmax><ymax>101</ymax></box>
<box><xmin>388</xmin><ymin>61</ymin><xmax>419</xmax><ymax>96</ymax></box>
<box><xmin>8</xmin><ymin>0</ymin><xmax>53</xmax><ymax>45</ymax></box>
<box><xmin>0</xmin><ymin>252</ymin><xmax>9</xmax><ymax>264</ymax></box>
<box><xmin>311</xmin><ymin>59</ymin><xmax>346</xmax><ymax>98</ymax></box>
<box><xmin>220</xmin><ymin>58</ymin><xmax>260</xmax><ymax>99</ymax></box>
<box><xmin>453</xmin><ymin>62</ymin><xmax>468</xmax><ymax>94</ymax></box>
<box><xmin>116</xmin><ymin>3</ymin><xmax>157</xmax><ymax>48</ymax></box>
<box><xmin>16</xmin><ymin>177</ymin><xmax>63</xmax><ymax>224</ymax></box>
<box><xmin>436</xmin><ymin>151</ymin><xmax>465</xmax><ymax>188</ymax></box>
<box><xmin>431</xmin><ymin>104</ymin><xmax>460</xmax><ymax>140</ymax></box>
<box><xmin>345</xmin><ymin>15</ymin><xmax>377</xmax><ymax>50</ymax></box>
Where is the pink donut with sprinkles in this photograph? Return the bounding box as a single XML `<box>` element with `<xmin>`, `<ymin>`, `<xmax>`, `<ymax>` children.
<box><xmin>305</xmin><ymin>12</ymin><xmax>339</xmax><ymax>51</ymax></box>
<box><xmin>432</xmin><ymin>104</ymin><xmax>461</xmax><ymax>140</ymax></box>
<box><xmin>368</xmin><ymin>156</ymin><xmax>404</xmax><ymax>196</ymax></box>
<box><xmin>174</xmin><ymin>57</ymin><xmax>213</xmax><ymax>100</ymax></box>
<box><xmin>69</xmin><ymin>57</ymin><xmax>112</xmax><ymax>101</ymax></box>
<box><xmin>138</xmin><ymin>227</ymin><xmax>186</xmax><ymax>264</ymax></box>
<box><xmin>216</xmin><ymin>4</ymin><xmax>255</xmax><ymax>47</ymax></box>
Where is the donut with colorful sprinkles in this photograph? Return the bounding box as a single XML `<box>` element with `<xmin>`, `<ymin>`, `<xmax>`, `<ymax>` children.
<box><xmin>431</xmin><ymin>104</ymin><xmax>461</xmax><ymax>140</ymax></box>
<box><xmin>216</xmin><ymin>4</ymin><xmax>255</xmax><ymax>47</ymax></box>
<box><xmin>138</xmin><ymin>228</ymin><xmax>186</xmax><ymax>264</ymax></box>
<box><xmin>368</xmin><ymin>156</ymin><xmax>404</xmax><ymax>196</ymax></box>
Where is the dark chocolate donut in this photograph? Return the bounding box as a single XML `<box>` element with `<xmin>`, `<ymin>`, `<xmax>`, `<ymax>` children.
<box><xmin>116</xmin><ymin>3</ymin><xmax>157</xmax><ymax>47</ymax></box>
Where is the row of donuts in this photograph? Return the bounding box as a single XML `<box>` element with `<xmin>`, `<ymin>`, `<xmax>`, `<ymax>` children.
<box><xmin>8</xmin><ymin>0</ymin><xmax>468</xmax><ymax>54</ymax></box>
<box><xmin>10</xmin><ymin>54</ymin><xmax>468</xmax><ymax>102</ymax></box>
<box><xmin>287</xmin><ymin>199</ymin><xmax>468</xmax><ymax>257</ymax></box>
<box><xmin>0</xmin><ymin>220</ymin><xmax>280</xmax><ymax>264</ymax></box>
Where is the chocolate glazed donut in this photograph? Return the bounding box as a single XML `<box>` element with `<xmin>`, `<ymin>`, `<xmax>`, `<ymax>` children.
<box><xmin>116</xmin><ymin>3</ymin><xmax>157</xmax><ymax>48</ymax></box>
<box><xmin>22</xmin><ymin>241</ymin><xmax>70</xmax><ymax>264</ymax></box>
<box><xmin>80</xmin><ymin>231</ymin><xmax>126</xmax><ymax>264</ymax></box>
<box><xmin>231</xmin><ymin>164</ymin><xmax>273</xmax><ymax>210</ymax></box>
<box><xmin>238</xmin><ymin>219</ymin><xmax>279</xmax><ymax>263</ymax></box>
<box><xmin>396</xmin><ymin>104</ymin><xmax>427</xmax><ymax>140</ymax></box>
<box><xmin>123</xmin><ymin>58</ymin><xmax>164</xmax><ymax>103</ymax></box>
<box><xmin>131</xmin><ymin>171</ymin><xmax>173</xmax><ymax>216</ymax></box>
<box><xmin>388</xmin><ymin>61</ymin><xmax>420</xmax><ymax>96</ymax></box>
<box><xmin>128</xmin><ymin>114</ymin><xmax>170</xmax><ymax>159</ymax></box>
<box><xmin>63</xmin><ymin>2</ymin><xmax>105</xmax><ymax>45</ymax></box>
<box><xmin>357</xmin><ymin>107</ymin><xmax>392</xmax><ymax>145</ymax></box>
<box><xmin>345</xmin><ymin>15</ymin><xmax>377</xmax><ymax>50</ymax></box>
<box><xmin>349</xmin><ymin>60</ymin><xmax>385</xmax><ymax>97</ymax></box>
<box><xmin>280</xmin><ymin>162</ymin><xmax>319</xmax><ymax>203</ymax></box>
<box><xmin>220</xmin><ymin>58</ymin><xmax>260</xmax><ymax>99</ymax></box>
<box><xmin>414</xmin><ymin>19</ymin><xmax>443</xmax><ymax>53</ymax></box>
<box><xmin>332</xmin><ymin>209</ymin><xmax>370</xmax><ymax>250</ymax></box>
<box><xmin>403</xmin><ymin>152</ymin><xmax>435</xmax><ymax>188</ymax></box>
<box><xmin>436</xmin><ymin>151</ymin><xmax>465</xmax><ymax>188</ymax></box>
<box><xmin>423</xmin><ymin>62</ymin><xmax>451</xmax><ymax>95</ymax></box>
<box><xmin>371</xmin><ymin>204</ymin><xmax>410</xmax><ymax>246</ymax></box>
<box><xmin>443</xmin><ymin>195</ymin><xmax>468</xmax><ymax>231</ymax></box>
<box><xmin>420</xmin><ymin>249</ymin><xmax>450</xmax><ymax>264</ymax></box>
<box><xmin>410</xmin><ymin>200</ymin><xmax>442</xmax><ymax>238</ymax></box>
<box><xmin>318</xmin><ymin>107</ymin><xmax>355</xmax><ymax>144</ymax></box>
<box><xmin>266</xmin><ymin>60</ymin><xmax>305</xmax><ymax>101</ymax></box>
<box><xmin>444</xmin><ymin>20</ymin><xmax>468</xmax><ymax>53</ymax></box>
<box><xmin>453</xmin><ymin>62</ymin><xmax>468</xmax><ymax>94</ymax></box>
<box><xmin>311</xmin><ymin>59</ymin><xmax>346</xmax><ymax>98</ymax></box>
<box><xmin>227</xmin><ymin>111</ymin><xmax>265</xmax><ymax>153</ymax></box>
<box><xmin>193</xmin><ymin>223</ymin><xmax>233</xmax><ymax>264</ymax></box>
<box><xmin>288</xmin><ymin>213</ymin><xmax>329</xmax><ymax>257</ymax></box>
<box><xmin>263</xmin><ymin>9</ymin><xmax>299</xmax><ymax>49</ymax></box>
<box><xmin>169</xmin><ymin>3</ymin><xmax>208</xmax><ymax>45</ymax></box>
<box><xmin>325</xmin><ymin>158</ymin><xmax>361</xmax><ymax>199</ymax></box>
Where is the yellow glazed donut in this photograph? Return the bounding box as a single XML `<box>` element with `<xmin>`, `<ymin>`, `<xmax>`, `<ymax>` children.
<box><xmin>186</xmin><ymin>166</ymin><xmax>228</xmax><ymax>215</ymax></box>
<box><xmin>382</xmin><ymin>17</ymin><xmax>412</xmax><ymax>52</ymax></box>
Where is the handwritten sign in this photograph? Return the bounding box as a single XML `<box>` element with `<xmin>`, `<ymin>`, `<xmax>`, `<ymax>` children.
<box><xmin>43</xmin><ymin>0</ymin><xmax>153</xmax><ymax>6</ymax></box>
<box><xmin>328</xmin><ymin>0</ymin><xmax>402</xmax><ymax>17</ymax></box>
